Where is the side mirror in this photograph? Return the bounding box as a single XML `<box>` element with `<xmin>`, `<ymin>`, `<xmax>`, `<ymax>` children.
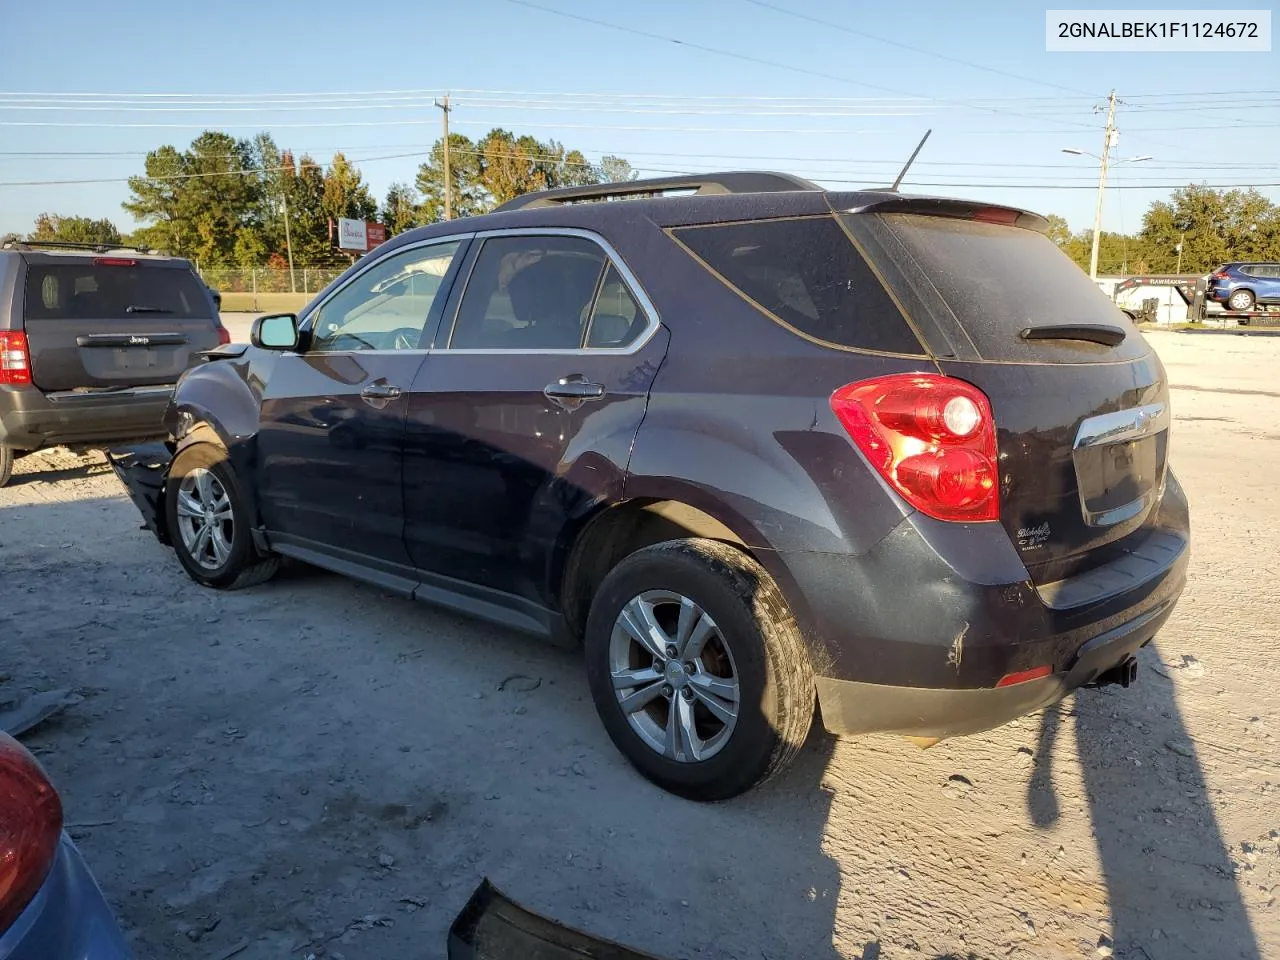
<box><xmin>251</xmin><ymin>313</ymin><xmax>300</xmax><ymax>351</ymax></box>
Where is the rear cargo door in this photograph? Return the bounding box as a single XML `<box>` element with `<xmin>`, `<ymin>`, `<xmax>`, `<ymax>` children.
<box><xmin>843</xmin><ymin>211</ymin><xmax>1170</xmax><ymax>583</ymax></box>
<box><xmin>21</xmin><ymin>255</ymin><xmax>219</xmax><ymax>391</ymax></box>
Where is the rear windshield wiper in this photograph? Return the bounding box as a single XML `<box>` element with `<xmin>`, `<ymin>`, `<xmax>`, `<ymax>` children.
<box><xmin>1019</xmin><ymin>323</ymin><xmax>1126</xmax><ymax>347</ymax></box>
<box><xmin>125</xmin><ymin>305</ymin><xmax>172</xmax><ymax>314</ymax></box>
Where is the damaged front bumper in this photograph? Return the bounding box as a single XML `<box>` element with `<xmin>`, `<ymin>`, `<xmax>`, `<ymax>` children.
<box><xmin>105</xmin><ymin>442</ymin><xmax>173</xmax><ymax>546</ymax></box>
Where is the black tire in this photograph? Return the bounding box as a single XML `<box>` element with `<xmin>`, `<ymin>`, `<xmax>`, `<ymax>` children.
<box><xmin>165</xmin><ymin>444</ymin><xmax>279</xmax><ymax>590</ymax></box>
<box><xmin>584</xmin><ymin>538</ymin><xmax>815</xmax><ymax>801</ymax></box>
<box><xmin>1228</xmin><ymin>289</ymin><xmax>1256</xmax><ymax>312</ymax></box>
<box><xmin>0</xmin><ymin>444</ymin><xmax>13</xmax><ymax>488</ymax></box>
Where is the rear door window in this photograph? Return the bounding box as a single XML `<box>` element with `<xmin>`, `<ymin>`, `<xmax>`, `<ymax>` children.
<box><xmin>671</xmin><ymin>217</ymin><xmax>926</xmax><ymax>355</ymax></box>
<box><xmin>24</xmin><ymin>262</ymin><xmax>212</xmax><ymax>321</ymax></box>
<box><xmin>844</xmin><ymin>212</ymin><xmax>1148</xmax><ymax>363</ymax></box>
<box><xmin>448</xmin><ymin>235</ymin><xmax>607</xmax><ymax>350</ymax></box>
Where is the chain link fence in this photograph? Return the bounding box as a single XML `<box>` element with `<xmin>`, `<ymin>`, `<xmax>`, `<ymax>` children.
<box><xmin>198</xmin><ymin>267</ymin><xmax>348</xmax><ymax>313</ymax></box>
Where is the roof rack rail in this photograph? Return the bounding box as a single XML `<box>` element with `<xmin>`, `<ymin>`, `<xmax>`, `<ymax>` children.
<box><xmin>1</xmin><ymin>239</ymin><xmax>159</xmax><ymax>255</ymax></box>
<box><xmin>492</xmin><ymin>171</ymin><xmax>821</xmax><ymax>212</ymax></box>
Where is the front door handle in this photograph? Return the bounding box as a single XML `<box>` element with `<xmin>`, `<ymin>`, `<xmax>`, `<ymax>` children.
<box><xmin>360</xmin><ymin>382</ymin><xmax>403</xmax><ymax>404</ymax></box>
<box><xmin>544</xmin><ymin>377</ymin><xmax>605</xmax><ymax>401</ymax></box>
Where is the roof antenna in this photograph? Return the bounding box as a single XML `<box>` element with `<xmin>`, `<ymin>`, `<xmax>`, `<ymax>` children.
<box><xmin>890</xmin><ymin>129</ymin><xmax>932</xmax><ymax>192</ymax></box>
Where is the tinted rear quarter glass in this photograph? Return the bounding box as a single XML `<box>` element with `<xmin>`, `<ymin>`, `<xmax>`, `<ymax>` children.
<box><xmin>672</xmin><ymin>216</ymin><xmax>926</xmax><ymax>355</ymax></box>
<box><xmin>848</xmin><ymin>213</ymin><xmax>1147</xmax><ymax>363</ymax></box>
<box><xmin>24</xmin><ymin>263</ymin><xmax>212</xmax><ymax>321</ymax></box>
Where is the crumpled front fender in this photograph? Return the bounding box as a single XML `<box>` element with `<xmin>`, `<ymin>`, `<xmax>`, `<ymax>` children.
<box><xmin>106</xmin><ymin>441</ymin><xmax>173</xmax><ymax>546</ymax></box>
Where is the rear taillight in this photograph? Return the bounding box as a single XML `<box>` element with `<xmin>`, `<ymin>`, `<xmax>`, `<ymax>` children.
<box><xmin>830</xmin><ymin>373</ymin><xmax>999</xmax><ymax>522</ymax></box>
<box><xmin>0</xmin><ymin>733</ymin><xmax>63</xmax><ymax>933</ymax></box>
<box><xmin>1212</xmin><ymin>270</ymin><xmax>1230</xmax><ymax>280</ymax></box>
<box><xmin>0</xmin><ymin>332</ymin><xmax>31</xmax><ymax>387</ymax></box>
<box><xmin>215</xmin><ymin>325</ymin><xmax>231</xmax><ymax>346</ymax></box>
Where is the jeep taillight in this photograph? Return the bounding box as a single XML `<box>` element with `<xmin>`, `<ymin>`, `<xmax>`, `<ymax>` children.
<box><xmin>0</xmin><ymin>332</ymin><xmax>31</xmax><ymax>387</ymax></box>
<box><xmin>830</xmin><ymin>373</ymin><xmax>999</xmax><ymax>522</ymax></box>
<box><xmin>0</xmin><ymin>733</ymin><xmax>63</xmax><ymax>933</ymax></box>
<box><xmin>215</xmin><ymin>325</ymin><xmax>231</xmax><ymax>346</ymax></box>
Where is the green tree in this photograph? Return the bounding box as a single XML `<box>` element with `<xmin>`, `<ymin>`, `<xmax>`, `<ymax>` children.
<box><xmin>1044</xmin><ymin>214</ymin><xmax>1071</xmax><ymax>247</ymax></box>
<box><xmin>381</xmin><ymin>182</ymin><xmax>420</xmax><ymax>235</ymax></box>
<box><xmin>413</xmin><ymin>128</ymin><xmax>634</xmax><ymax>221</ymax></box>
<box><xmin>599</xmin><ymin>156</ymin><xmax>638</xmax><ymax>183</ymax></box>
<box><xmin>123</xmin><ymin>132</ymin><xmax>262</xmax><ymax>264</ymax></box>
<box><xmin>321</xmin><ymin>152</ymin><xmax>378</xmax><ymax>226</ymax></box>
<box><xmin>415</xmin><ymin>133</ymin><xmax>486</xmax><ymax>222</ymax></box>
<box><xmin>1062</xmin><ymin>229</ymin><xmax>1141</xmax><ymax>275</ymax></box>
<box><xmin>29</xmin><ymin>213</ymin><xmax>123</xmax><ymax>246</ymax></box>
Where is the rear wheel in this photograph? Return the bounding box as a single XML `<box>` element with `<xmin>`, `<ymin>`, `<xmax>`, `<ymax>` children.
<box><xmin>165</xmin><ymin>444</ymin><xmax>279</xmax><ymax>589</ymax></box>
<box><xmin>584</xmin><ymin>538</ymin><xmax>815</xmax><ymax>801</ymax></box>
<box><xmin>0</xmin><ymin>444</ymin><xmax>12</xmax><ymax>487</ymax></box>
<box><xmin>1228</xmin><ymin>289</ymin><xmax>1256</xmax><ymax>312</ymax></box>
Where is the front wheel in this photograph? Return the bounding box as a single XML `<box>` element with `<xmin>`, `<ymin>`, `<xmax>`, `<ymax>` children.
<box><xmin>584</xmin><ymin>538</ymin><xmax>815</xmax><ymax>801</ymax></box>
<box><xmin>1228</xmin><ymin>289</ymin><xmax>1256</xmax><ymax>312</ymax></box>
<box><xmin>165</xmin><ymin>444</ymin><xmax>279</xmax><ymax>590</ymax></box>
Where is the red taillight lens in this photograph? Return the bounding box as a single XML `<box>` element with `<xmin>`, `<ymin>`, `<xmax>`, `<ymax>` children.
<box><xmin>91</xmin><ymin>257</ymin><xmax>137</xmax><ymax>267</ymax></box>
<box><xmin>830</xmin><ymin>373</ymin><xmax>999</xmax><ymax>522</ymax></box>
<box><xmin>0</xmin><ymin>332</ymin><xmax>32</xmax><ymax>387</ymax></box>
<box><xmin>0</xmin><ymin>733</ymin><xmax>63</xmax><ymax>933</ymax></box>
<box><xmin>1211</xmin><ymin>270</ymin><xmax>1229</xmax><ymax>280</ymax></box>
<box><xmin>215</xmin><ymin>325</ymin><xmax>231</xmax><ymax>346</ymax></box>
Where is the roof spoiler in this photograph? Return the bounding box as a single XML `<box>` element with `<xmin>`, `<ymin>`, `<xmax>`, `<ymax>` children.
<box><xmin>2</xmin><ymin>239</ymin><xmax>161</xmax><ymax>255</ymax></box>
<box><xmin>493</xmin><ymin>171</ymin><xmax>821</xmax><ymax>212</ymax></box>
<box><xmin>840</xmin><ymin>195</ymin><xmax>1050</xmax><ymax>234</ymax></box>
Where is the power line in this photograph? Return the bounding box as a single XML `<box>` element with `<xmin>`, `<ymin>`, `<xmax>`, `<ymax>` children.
<box><xmin>498</xmin><ymin>0</ymin><xmax>1096</xmax><ymax>131</ymax></box>
<box><xmin>738</xmin><ymin>0</ymin><xmax>1100</xmax><ymax>97</ymax></box>
<box><xmin>3</xmin><ymin>146</ymin><xmax>1276</xmax><ymax>172</ymax></box>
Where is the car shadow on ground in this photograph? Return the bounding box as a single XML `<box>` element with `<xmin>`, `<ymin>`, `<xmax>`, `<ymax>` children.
<box><xmin>5</xmin><ymin>454</ymin><xmax>114</xmax><ymax>487</ymax></box>
<box><xmin>1028</xmin><ymin>643</ymin><xmax>1261</xmax><ymax>960</ymax></box>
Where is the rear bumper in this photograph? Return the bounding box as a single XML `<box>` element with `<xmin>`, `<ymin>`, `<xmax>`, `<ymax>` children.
<box><xmin>0</xmin><ymin>836</ymin><xmax>131</xmax><ymax>960</ymax></box>
<box><xmin>815</xmin><ymin>596</ymin><xmax>1175</xmax><ymax>737</ymax></box>
<box><xmin>773</xmin><ymin>472</ymin><xmax>1190</xmax><ymax>738</ymax></box>
<box><xmin>105</xmin><ymin>442</ymin><xmax>172</xmax><ymax>545</ymax></box>
<box><xmin>0</xmin><ymin>384</ymin><xmax>172</xmax><ymax>450</ymax></box>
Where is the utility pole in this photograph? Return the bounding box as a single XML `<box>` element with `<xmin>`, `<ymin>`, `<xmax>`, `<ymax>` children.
<box><xmin>1176</xmin><ymin>232</ymin><xmax>1185</xmax><ymax>275</ymax></box>
<box><xmin>1088</xmin><ymin>90</ymin><xmax>1118</xmax><ymax>281</ymax></box>
<box><xmin>434</xmin><ymin>94</ymin><xmax>452</xmax><ymax>220</ymax></box>
<box><xmin>280</xmin><ymin>192</ymin><xmax>297</xmax><ymax>294</ymax></box>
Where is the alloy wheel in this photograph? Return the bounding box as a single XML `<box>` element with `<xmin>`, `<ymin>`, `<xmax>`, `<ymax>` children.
<box><xmin>175</xmin><ymin>468</ymin><xmax>234</xmax><ymax>571</ymax></box>
<box><xmin>608</xmin><ymin>590</ymin><xmax>741</xmax><ymax>763</ymax></box>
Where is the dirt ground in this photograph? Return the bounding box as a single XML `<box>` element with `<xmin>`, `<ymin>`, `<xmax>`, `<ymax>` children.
<box><xmin>1</xmin><ymin>330</ymin><xmax>1277</xmax><ymax>960</ymax></box>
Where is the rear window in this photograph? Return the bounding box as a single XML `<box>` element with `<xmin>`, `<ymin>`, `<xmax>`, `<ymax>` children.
<box><xmin>671</xmin><ymin>216</ymin><xmax>926</xmax><ymax>355</ymax></box>
<box><xmin>847</xmin><ymin>213</ymin><xmax>1144</xmax><ymax>362</ymax></box>
<box><xmin>24</xmin><ymin>263</ymin><xmax>212</xmax><ymax>321</ymax></box>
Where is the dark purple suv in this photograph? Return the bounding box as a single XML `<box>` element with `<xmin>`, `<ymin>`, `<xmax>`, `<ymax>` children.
<box><xmin>111</xmin><ymin>173</ymin><xmax>1189</xmax><ymax>800</ymax></box>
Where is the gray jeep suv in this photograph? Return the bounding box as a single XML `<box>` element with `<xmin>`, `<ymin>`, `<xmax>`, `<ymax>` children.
<box><xmin>0</xmin><ymin>241</ymin><xmax>228</xmax><ymax>486</ymax></box>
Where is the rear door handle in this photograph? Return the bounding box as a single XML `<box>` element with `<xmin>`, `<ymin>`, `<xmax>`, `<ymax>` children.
<box><xmin>360</xmin><ymin>382</ymin><xmax>403</xmax><ymax>401</ymax></box>
<box><xmin>543</xmin><ymin>378</ymin><xmax>605</xmax><ymax>401</ymax></box>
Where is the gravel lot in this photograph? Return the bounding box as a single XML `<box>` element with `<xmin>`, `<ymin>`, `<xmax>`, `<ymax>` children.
<box><xmin>1</xmin><ymin>330</ymin><xmax>1277</xmax><ymax>960</ymax></box>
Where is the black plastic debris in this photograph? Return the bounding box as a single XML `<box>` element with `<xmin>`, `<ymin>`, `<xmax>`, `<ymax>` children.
<box><xmin>448</xmin><ymin>879</ymin><xmax>666</xmax><ymax>960</ymax></box>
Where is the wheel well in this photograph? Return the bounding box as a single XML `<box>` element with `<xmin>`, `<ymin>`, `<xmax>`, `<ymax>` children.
<box><xmin>559</xmin><ymin>500</ymin><xmax>750</xmax><ymax>641</ymax></box>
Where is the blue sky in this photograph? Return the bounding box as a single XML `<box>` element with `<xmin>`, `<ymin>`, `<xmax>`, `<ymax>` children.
<box><xmin>2</xmin><ymin>0</ymin><xmax>1276</xmax><ymax>239</ymax></box>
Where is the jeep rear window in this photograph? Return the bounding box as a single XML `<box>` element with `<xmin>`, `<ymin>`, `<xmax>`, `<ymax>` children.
<box><xmin>672</xmin><ymin>216</ymin><xmax>926</xmax><ymax>355</ymax></box>
<box><xmin>23</xmin><ymin>263</ymin><xmax>212</xmax><ymax>321</ymax></box>
<box><xmin>845</xmin><ymin>213</ymin><xmax>1146</xmax><ymax>362</ymax></box>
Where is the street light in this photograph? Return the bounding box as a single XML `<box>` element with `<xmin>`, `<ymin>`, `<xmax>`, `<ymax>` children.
<box><xmin>1061</xmin><ymin>148</ymin><xmax>1153</xmax><ymax>279</ymax></box>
